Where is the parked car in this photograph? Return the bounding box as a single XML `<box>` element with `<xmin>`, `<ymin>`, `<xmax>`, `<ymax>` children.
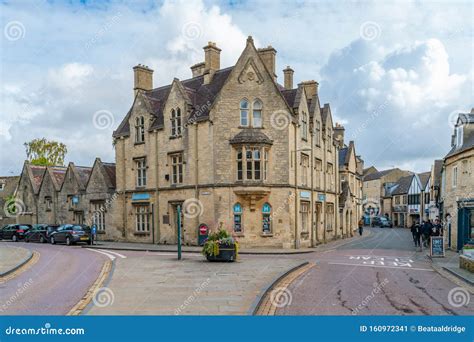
<box><xmin>371</xmin><ymin>216</ymin><xmax>393</xmax><ymax>228</ymax></box>
<box><xmin>25</xmin><ymin>224</ymin><xmax>59</xmax><ymax>243</ymax></box>
<box><xmin>49</xmin><ymin>224</ymin><xmax>91</xmax><ymax>245</ymax></box>
<box><xmin>0</xmin><ymin>224</ymin><xmax>32</xmax><ymax>241</ymax></box>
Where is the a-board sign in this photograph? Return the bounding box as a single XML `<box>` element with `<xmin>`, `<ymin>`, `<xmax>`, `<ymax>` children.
<box><xmin>430</xmin><ymin>236</ymin><xmax>445</xmax><ymax>257</ymax></box>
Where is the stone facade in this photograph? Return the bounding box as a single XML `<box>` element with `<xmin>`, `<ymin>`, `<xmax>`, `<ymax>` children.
<box><xmin>441</xmin><ymin>110</ymin><xmax>474</xmax><ymax>250</ymax></box>
<box><xmin>113</xmin><ymin>37</ymin><xmax>350</xmax><ymax>248</ymax></box>
<box><xmin>0</xmin><ymin>176</ymin><xmax>20</xmax><ymax>226</ymax></box>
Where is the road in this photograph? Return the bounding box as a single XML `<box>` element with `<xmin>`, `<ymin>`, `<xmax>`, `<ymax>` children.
<box><xmin>0</xmin><ymin>242</ymin><xmax>105</xmax><ymax>315</ymax></box>
<box><xmin>277</xmin><ymin>227</ymin><xmax>473</xmax><ymax>315</ymax></box>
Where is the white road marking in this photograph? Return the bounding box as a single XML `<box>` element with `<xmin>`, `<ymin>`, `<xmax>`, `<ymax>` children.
<box><xmin>148</xmin><ymin>252</ymin><xmax>203</xmax><ymax>258</ymax></box>
<box><xmin>328</xmin><ymin>262</ymin><xmax>433</xmax><ymax>271</ymax></box>
<box><xmin>97</xmin><ymin>249</ymin><xmax>127</xmax><ymax>259</ymax></box>
<box><xmin>85</xmin><ymin>248</ymin><xmax>116</xmax><ymax>261</ymax></box>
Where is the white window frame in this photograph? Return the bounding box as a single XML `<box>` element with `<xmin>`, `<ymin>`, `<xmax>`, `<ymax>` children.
<box><xmin>136</xmin><ymin>158</ymin><xmax>147</xmax><ymax>187</ymax></box>
<box><xmin>452</xmin><ymin>165</ymin><xmax>458</xmax><ymax>188</ymax></box>
<box><xmin>171</xmin><ymin>153</ymin><xmax>184</xmax><ymax>185</ymax></box>
<box><xmin>135</xmin><ymin>116</ymin><xmax>145</xmax><ymax>143</ymax></box>
<box><xmin>135</xmin><ymin>205</ymin><xmax>150</xmax><ymax>232</ymax></box>
<box><xmin>240</xmin><ymin>99</ymin><xmax>249</xmax><ymax>127</ymax></box>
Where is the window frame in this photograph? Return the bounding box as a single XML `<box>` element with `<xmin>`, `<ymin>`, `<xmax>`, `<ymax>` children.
<box><xmin>135</xmin><ymin>116</ymin><xmax>145</xmax><ymax>143</ymax></box>
<box><xmin>252</xmin><ymin>99</ymin><xmax>263</xmax><ymax>128</ymax></box>
<box><xmin>135</xmin><ymin>204</ymin><xmax>150</xmax><ymax>233</ymax></box>
<box><xmin>240</xmin><ymin>99</ymin><xmax>249</xmax><ymax>127</ymax></box>
<box><xmin>262</xmin><ymin>203</ymin><xmax>272</xmax><ymax>234</ymax></box>
<box><xmin>136</xmin><ymin>158</ymin><xmax>147</xmax><ymax>187</ymax></box>
<box><xmin>171</xmin><ymin>153</ymin><xmax>184</xmax><ymax>185</ymax></box>
<box><xmin>233</xmin><ymin>203</ymin><xmax>243</xmax><ymax>233</ymax></box>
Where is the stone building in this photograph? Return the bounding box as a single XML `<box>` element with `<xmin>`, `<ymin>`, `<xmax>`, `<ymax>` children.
<box><xmin>336</xmin><ymin>130</ymin><xmax>364</xmax><ymax>237</ymax></box>
<box><xmin>85</xmin><ymin>158</ymin><xmax>119</xmax><ymax>241</ymax></box>
<box><xmin>57</xmin><ymin>163</ymin><xmax>92</xmax><ymax>225</ymax></box>
<box><xmin>386</xmin><ymin>174</ymin><xmax>412</xmax><ymax>227</ymax></box>
<box><xmin>113</xmin><ymin>37</ymin><xmax>343</xmax><ymax>248</ymax></box>
<box><xmin>37</xmin><ymin>166</ymin><xmax>67</xmax><ymax>224</ymax></box>
<box><xmin>428</xmin><ymin>159</ymin><xmax>443</xmax><ymax>220</ymax></box>
<box><xmin>441</xmin><ymin>110</ymin><xmax>474</xmax><ymax>250</ymax></box>
<box><xmin>16</xmin><ymin>162</ymin><xmax>47</xmax><ymax>224</ymax></box>
<box><xmin>0</xmin><ymin>176</ymin><xmax>20</xmax><ymax>226</ymax></box>
<box><xmin>362</xmin><ymin>168</ymin><xmax>411</xmax><ymax>218</ymax></box>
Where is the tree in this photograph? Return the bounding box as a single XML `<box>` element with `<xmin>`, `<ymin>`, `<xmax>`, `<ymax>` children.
<box><xmin>24</xmin><ymin>138</ymin><xmax>67</xmax><ymax>166</ymax></box>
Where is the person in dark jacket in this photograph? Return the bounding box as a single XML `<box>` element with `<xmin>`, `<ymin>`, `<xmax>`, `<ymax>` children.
<box><xmin>432</xmin><ymin>219</ymin><xmax>442</xmax><ymax>237</ymax></box>
<box><xmin>358</xmin><ymin>217</ymin><xmax>364</xmax><ymax>236</ymax></box>
<box><xmin>422</xmin><ymin>219</ymin><xmax>433</xmax><ymax>247</ymax></box>
<box><xmin>410</xmin><ymin>221</ymin><xmax>418</xmax><ymax>246</ymax></box>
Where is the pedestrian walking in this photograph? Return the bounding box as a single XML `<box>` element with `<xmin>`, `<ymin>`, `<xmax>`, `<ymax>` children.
<box><xmin>432</xmin><ymin>219</ymin><xmax>442</xmax><ymax>237</ymax></box>
<box><xmin>358</xmin><ymin>217</ymin><xmax>364</xmax><ymax>236</ymax></box>
<box><xmin>421</xmin><ymin>219</ymin><xmax>433</xmax><ymax>248</ymax></box>
<box><xmin>410</xmin><ymin>221</ymin><xmax>421</xmax><ymax>247</ymax></box>
<box><xmin>415</xmin><ymin>222</ymin><xmax>422</xmax><ymax>248</ymax></box>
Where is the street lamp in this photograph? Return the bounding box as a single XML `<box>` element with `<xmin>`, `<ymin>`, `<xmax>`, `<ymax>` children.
<box><xmin>293</xmin><ymin>147</ymin><xmax>312</xmax><ymax>249</ymax></box>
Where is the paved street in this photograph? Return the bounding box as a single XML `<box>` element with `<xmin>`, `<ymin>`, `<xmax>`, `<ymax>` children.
<box><xmin>277</xmin><ymin>228</ymin><xmax>473</xmax><ymax>315</ymax></box>
<box><xmin>0</xmin><ymin>242</ymin><xmax>105</xmax><ymax>315</ymax></box>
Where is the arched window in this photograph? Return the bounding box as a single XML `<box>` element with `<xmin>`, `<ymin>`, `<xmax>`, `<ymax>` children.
<box><xmin>240</xmin><ymin>99</ymin><xmax>249</xmax><ymax>126</ymax></box>
<box><xmin>135</xmin><ymin>116</ymin><xmax>145</xmax><ymax>143</ymax></box>
<box><xmin>171</xmin><ymin>108</ymin><xmax>182</xmax><ymax>137</ymax></box>
<box><xmin>233</xmin><ymin>203</ymin><xmax>243</xmax><ymax>233</ymax></box>
<box><xmin>262</xmin><ymin>203</ymin><xmax>272</xmax><ymax>234</ymax></box>
<box><xmin>301</xmin><ymin>112</ymin><xmax>308</xmax><ymax>140</ymax></box>
<box><xmin>252</xmin><ymin>99</ymin><xmax>262</xmax><ymax>128</ymax></box>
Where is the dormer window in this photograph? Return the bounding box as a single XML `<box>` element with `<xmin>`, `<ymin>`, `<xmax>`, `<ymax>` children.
<box><xmin>240</xmin><ymin>99</ymin><xmax>249</xmax><ymax>126</ymax></box>
<box><xmin>252</xmin><ymin>100</ymin><xmax>262</xmax><ymax>128</ymax></box>
<box><xmin>135</xmin><ymin>116</ymin><xmax>145</xmax><ymax>143</ymax></box>
<box><xmin>456</xmin><ymin>126</ymin><xmax>463</xmax><ymax>147</ymax></box>
<box><xmin>171</xmin><ymin>108</ymin><xmax>182</xmax><ymax>137</ymax></box>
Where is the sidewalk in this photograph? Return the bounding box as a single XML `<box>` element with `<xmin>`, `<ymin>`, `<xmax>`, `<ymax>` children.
<box><xmin>84</xmin><ymin>241</ymin><xmax>317</xmax><ymax>255</ymax></box>
<box><xmin>0</xmin><ymin>245</ymin><xmax>32</xmax><ymax>277</ymax></box>
<box><xmin>430</xmin><ymin>249</ymin><xmax>474</xmax><ymax>286</ymax></box>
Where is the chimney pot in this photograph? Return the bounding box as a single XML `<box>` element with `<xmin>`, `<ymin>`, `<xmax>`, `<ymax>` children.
<box><xmin>299</xmin><ymin>80</ymin><xmax>319</xmax><ymax>99</ymax></box>
<box><xmin>133</xmin><ymin>64</ymin><xmax>154</xmax><ymax>96</ymax></box>
<box><xmin>203</xmin><ymin>41</ymin><xmax>221</xmax><ymax>84</ymax></box>
<box><xmin>283</xmin><ymin>66</ymin><xmax>294</xmax><ymax>89</ymax></box>
<box><xmin>257</xmin><ymin>46</ymin><xmax>277</xmax><ymax>80</ymax></box>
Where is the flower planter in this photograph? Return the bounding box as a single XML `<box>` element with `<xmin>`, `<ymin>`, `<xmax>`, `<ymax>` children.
<box><xmin>205</xmin><ymin>243</ymin><xmax>237</xmax><ymax>262</ymax></box>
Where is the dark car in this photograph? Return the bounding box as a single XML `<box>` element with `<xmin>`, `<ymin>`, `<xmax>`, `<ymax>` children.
<box><xmin>0</xmin><ymin>224</ymin><xmax>32</xmax><ymax>241</ymax></box>
<box><xmin>49</xmin><ymin>224</ymin><xmax>91</xmax><ymax>245</ymax></box>
<box><xmin>371</xmin><ymin>216</ymin><xmax>393</xmax><ymax>228</ymax></box>
<box><xmin>25</xmin><ymin>224</ymin><xmax>59</xmax><ymax>243</ymax></box>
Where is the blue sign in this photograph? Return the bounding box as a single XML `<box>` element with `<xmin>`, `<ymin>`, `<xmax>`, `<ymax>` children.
<box><xmin>262</xmin><ymin>203</ymin><xmax>271</xmax><ymax>213</ymax></box>
<box><xmin>300</xmin><ymin>191</ymin><xmax>310</xmax><ymax>199</ymax></box>
<box><xmin>72</xmin><ymin>196</ymin><xmax>79</xmax><ymax>204</ymax></box>
<box><xmin>131</xmin><ymin>193</ymin><xmax>150</xmax><ymax>201</ymax></box>
<box><xmin>91</xmin><ymin>225</ymin><xmax>97</xmax><ymax>235</ymax></box>
<box><xmin>318</xmin><ymin>194</ymin><xmax>326</xmax><ymax>201</ymax></box>
<box><xmin>233</xmin><ymin>203</ymin><xmax>242</xmax><ymax>213</ymax></box>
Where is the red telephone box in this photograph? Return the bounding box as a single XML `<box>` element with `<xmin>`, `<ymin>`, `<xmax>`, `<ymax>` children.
<box><xmin>198</xmin><ymin>224</ymin><xmax>209</xmax><ymax>245</ymax></box>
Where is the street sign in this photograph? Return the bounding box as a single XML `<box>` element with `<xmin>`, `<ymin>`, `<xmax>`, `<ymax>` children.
<box><xmin>430</xmin><ymin>236</ymin><xmax>445</xmax><ymax>257</ymax></box>
<box><xmin>318</xmin><ymin>194</ymin><xmax>326</xmax><ymax>202</ymax></box>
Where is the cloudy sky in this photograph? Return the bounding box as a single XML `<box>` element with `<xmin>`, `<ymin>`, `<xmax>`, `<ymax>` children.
<box><xmin>1</xmin><ymin>0</ymin><xmax>472</xmax><ymax>175</ymax></box>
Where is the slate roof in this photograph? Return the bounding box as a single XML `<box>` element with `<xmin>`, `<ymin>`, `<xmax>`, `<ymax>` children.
<box><xmin>418</xmin><ymin>171</ymin><xmax>431</xmax><ymax>190</ymax></box>
<box><xmin>74</xmin><ymin>165</ymin><xmax>92</xmax><ymax>190</ymax></box>
<box><xmin>432</xmin><ymin>160</ymin><xmax>443</xmax><ymax>188</ymax></box>
<box><xmin>229</xmin><ymin>129</ymin><xmax>273</xmax><ymax>145</ymax></box>
<box><xmin>390</xmin><ymin>175</ymin><xmax>414</xmax><ymax>195</ymax></box>
<box><xmin>102</xmin><ymin>162</ymin><xmax>116</xmax><ymax>188</ymax></box>
<box><xmin>338</xmin><ymin>147</ymin><xmax>348</xmax><ymax>166</ymax></box>
<box><xmin>363</xmin><ymin>168</ymin><xmax>399</xmax><ymax>182</ymax></box>
<box><xmin>29</xmin><ymin>165</ymin><xmax>47</xmax><ymax>194</ymax></box>
<box><xmin>49</xmin><ymin>166</ymin><xmax>67</xmax><ymax>191</ymax></box>
<box><xmin>113</xmin><ymin>67</ymin><xmax>234</xmax><ymax>138</ymax></box>
<box><xmin>445</xmin><ymin>129</ymin><xmax>474</xmax><ymax>159</ymax></box>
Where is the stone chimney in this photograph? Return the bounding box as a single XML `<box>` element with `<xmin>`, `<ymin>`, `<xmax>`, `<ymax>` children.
<box><xmin>283</xmin><ymin>66</ymin><xmax>294</xmax><ymax>90</ymax></box>
<box><xmin>257</xmin><ymin>45</ymin><xmax>277</xmax><ymax>80</ymax></box>
<box><xmin>334</xmin><ymin>123</ymin><xmax>345</xmax><ymax>148</ymax></box>
<box><xmin>203</xmin><ymin>42</ymin><xmax>221</xmax><ymax>84</ymax></box>
<box><xmin>190</xmin><ymin>62</ymin><xmax>205</xmax><ymax>78</ymax></box>
<box><xmin>300</xmin><ymin>80</ymin><xmax>319</xmax><ymax>99</ymax></box>
<box><xmin>133</xmin><ymin>64</ymin><xmax>153</xmax><ymax>96</ymax></box>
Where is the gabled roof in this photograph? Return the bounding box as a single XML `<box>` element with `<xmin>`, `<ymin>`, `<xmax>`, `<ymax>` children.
<box><xmin>102</xmin><ymin>163</ymin><xmax>116</xmax><ymax>188</ymax></box>
<box><xmin>363</xmin><ymin>168</ymin><xmax>399</xmax><ymax>182</ymax></box>
<box><xmin>390</xmin><ymin>175</ymin><xmax>414</xmax><ymax>195</ymax></box>
<box><xmin>445</xmin><ymin>129</ymin><xmax>474</xmax><ymax>159</ymax></box>
<box><xmin>43</xmin><ymin>166</ymin><xmax>67</xmax><ymax>192</ymax></box>
<box><xmin>28</xmin><ymin>164</ymin><xmax>47</xmax><ymax>194</ymax></box>
<box><xmin>74</xmin><ymin>166</ymin><xmax>92</xmax><ymax>190</ymax></box>
<box><xmin>432</xmin><ymin>159</ymin><xmax>443</xmax><ymax>187</ymax></box>
<box><xmin>417</xmin><ymin>171</ymin><xmax>431</xmax><ymax>190</ymax></box>
<box><xmin>0</xmin><ymin>176</ymin><xmax>20</xmax><ymax>209</ymax></box>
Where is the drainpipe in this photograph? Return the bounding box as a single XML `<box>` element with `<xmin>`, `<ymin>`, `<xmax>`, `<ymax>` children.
<box><xmin>194</xmin><ymin>122</ymin><xmax>199</xmax><ymax>244</ymax></box>
<box><xmin>154</xmin><ymin>130</ymin><xmax>160</xmax><ymax>244</ymax></box>
<box><xmin>310</xmin><ymin>123</ymin><xmax>315</xmax><ymax>247</ymax></box>
<box><xmin>294</xmin><ymin>122</ymin><xmax>299</xmax><ymax>249</ymax></box>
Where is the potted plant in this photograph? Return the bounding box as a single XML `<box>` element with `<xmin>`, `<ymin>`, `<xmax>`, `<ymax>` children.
<box><xmin>202</xmin><ymin>229</ymin><xmax>239</xmax><ymax>262</ymax></box>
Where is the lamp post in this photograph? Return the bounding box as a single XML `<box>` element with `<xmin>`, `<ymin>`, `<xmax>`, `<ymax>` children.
<box><xmin>293</xmin><ymin>147</ymin><xmax>312</xmax><ymax>249</ymax></box>
<box><xmin>177</xmin><ymin>204</ymin><xmax>182</xmax><ymax>260</ymax></box>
